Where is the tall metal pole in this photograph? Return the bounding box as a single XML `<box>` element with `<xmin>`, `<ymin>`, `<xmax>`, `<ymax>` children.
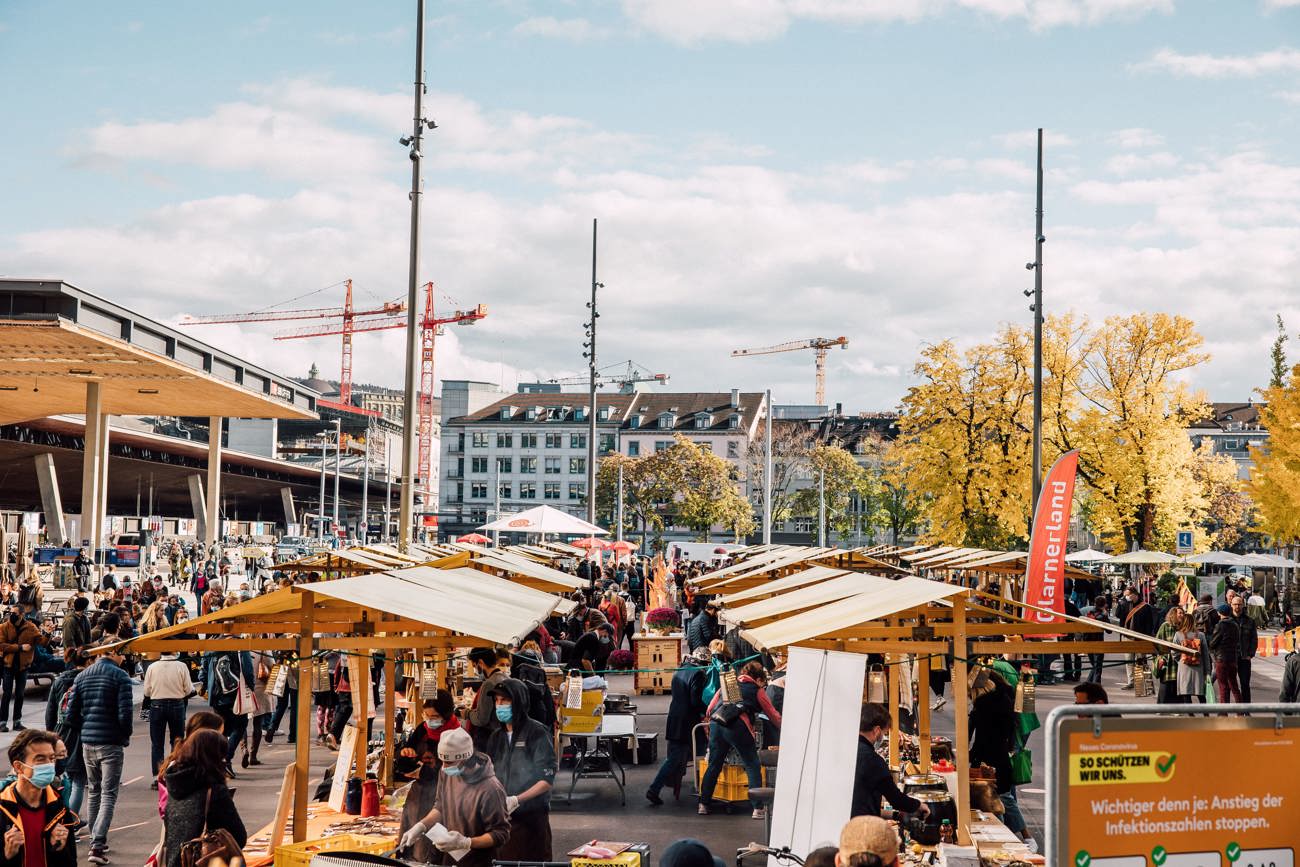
<box><xmin>318</xmin><ymin>432</ymin><xmax>328</xmax><ymax>541</ymax></box>
<box><xmin>398</xmin><ymin>0</ymin><xmax>428</xmax><ymax>552</ymax></box>
<box><xmin>616</xmin><ymin>461</ymin><xmax>624</xmax><ymax>543</ymax></box>
<box><xmin>817</xmin><ymin>468</ymin><xmax>826</xmax><ymax>547</ymax></box>
<box><xmin>585</xmin><ymin>219</ymin><xmax>599</xmax><ymax>525</ymax></box>
<box><xmin>492</xmin><ymin>462</ymin><xmax>500</xmax><ymax>548</ymax></box>
<box><xmin>360</xmin><ymin>418</ymin><xmax>371</xmax><ymax>541</ymax></box>
<box><xmin>1031</xmin><ymin>128</ymin><xmax>1045</xmax><ymax>515</ymax></box>
<box><xmin>384</xmin><ymin>438</ymin><xmax>393</xmax><ymax>542</ymax></box>
<box><xmin>332</xmin><ymin>418</ymin><xmax>341</xmax><ymax>542</ymax></box>
<box><xmin>763</xmin><ymin>389</ymin><xmax>772</xmax><ymax>545</ymax></box>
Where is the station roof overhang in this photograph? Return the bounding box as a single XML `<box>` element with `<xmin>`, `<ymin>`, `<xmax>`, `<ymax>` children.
<box><xmin>0</xmin><ymin>318</ymin><xmax>318</xmax><ymax>424</ymax></box>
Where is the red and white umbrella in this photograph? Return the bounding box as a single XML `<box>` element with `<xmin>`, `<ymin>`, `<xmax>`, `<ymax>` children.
<box><xmin>456</xmin><ymin>533</ymin><xmax>492</xmax><ymax>545</ymax></box>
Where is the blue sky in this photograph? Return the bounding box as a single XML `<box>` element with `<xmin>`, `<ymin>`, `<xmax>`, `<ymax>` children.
<box><xmin>3</xmin><ymin>0</ymin><xmax>1300</xmax><ymax>408</ymax></box>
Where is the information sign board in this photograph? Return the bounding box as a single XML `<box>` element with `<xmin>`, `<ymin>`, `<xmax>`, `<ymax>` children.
<box><xmin>1176</xmin><ymin>529</ymin><xmax>1194</xmax><ymax>555</ymax></box>
<box><xmin>1049</xmin><ymin>707</ymin><xmax>1300</xmax><ymax>867</ymax></box>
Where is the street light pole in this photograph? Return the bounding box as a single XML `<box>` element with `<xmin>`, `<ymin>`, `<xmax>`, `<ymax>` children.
<box><xmin>1030</xmin><ymin>127</ymin><xmax>1045</xmax><ymax>516</ymax></box>
<box><xmin>317</xmin><ymin>431</ymin><xmax>328</xmax><ymax>541</ymax></box>
<box><xmin>763</xmin><ymin>389</ymin><xmax>772</xmax><ymax>545</ymax></box>
<box><xmin>616</xmin><ymin>461</ymin><xmax>624</xmax><ymax>543</ymax></box>
<box><xmin>398</xmin><ymin>0</ymin><xmax>429</xmax><ymax>553</ymax></box>
<box><xmin>585</xmin><ymin>219</ymin><xmax>600</xmax><ymax>526</ymax></box>
<box><xmin>817</xmin><ymin>467</ymin><xmax>826</xmax><ymax>547</ymax></box>
<box><xmin>332</xmin><ymin>418</ymin><xmax>341</xmax><ymax>542</ymax></box>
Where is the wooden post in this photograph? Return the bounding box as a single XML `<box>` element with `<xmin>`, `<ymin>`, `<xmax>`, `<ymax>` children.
<box><xmin>887</xmin><ymin>649</ymin><xmax>900</xmax><ymax>770</ymax></box>
<box><xmin>952</xmin><ymin>595</ymin><xmax>971</xmax><ymax>845</ymax></box>
<box><xmin>917</xmin><ymin>653</ymin><xmax>932</xmax><ymax>773</ymax></box>
<box><xmin>383</xmin><ymin>655</ymin><xmax>397</xmax><ymax>788</ymax></box>
<box><xmin>292</xmin><ymin>593</ymin><xmax>314</xmax><ymax>843</ymax></box>
<box><xmin>350</xmin><ymin>655</ymin><xmax>371</xmax><ymax>780</ymax></box>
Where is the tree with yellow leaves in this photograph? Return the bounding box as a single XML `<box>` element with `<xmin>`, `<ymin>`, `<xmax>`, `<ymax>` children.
<box><xmin>1250</xmin><ymin>364</ymin><xmax>1300</xmax><ymax>544</ymax></box>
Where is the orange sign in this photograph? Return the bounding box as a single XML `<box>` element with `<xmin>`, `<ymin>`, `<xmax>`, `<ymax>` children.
<box><xmin>1023</xmin><ymin>450</ymin><xmax>1078</xmax><ymax>626</ymax></box>
<box><xmin>1056</xmin><ymin>716</ymin><xmax>1300</xmax><ymax>867</ymax></box>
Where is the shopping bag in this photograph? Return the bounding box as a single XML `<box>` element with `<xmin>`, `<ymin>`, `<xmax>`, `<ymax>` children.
<box><xmin>270</xmin><ymin>664</ymin><xmax>289</xmax><ymax>698</ymax></box>
<box><xmin>1010</xmin><ymin>748</ymin><xmax>1033</xmax><ymax>786</ymax></box>
<box><xmin>232</xmin><ymin>681</ymin><xmax>256</xmax><ymax>716</ymax></box>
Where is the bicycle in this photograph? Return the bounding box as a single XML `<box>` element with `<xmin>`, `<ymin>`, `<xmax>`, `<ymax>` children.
<box><xmin>737</xmin><ymin>843</ymin><xmax>805</xmax><ymax>867</ymax></box>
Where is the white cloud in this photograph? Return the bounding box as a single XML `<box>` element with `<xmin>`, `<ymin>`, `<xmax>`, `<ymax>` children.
<box><xmin>10</xmin><ymin>81</ymin><xmax>1300</xmax><ymax>411</ymax></box>
<box><xmin>620</xmin><ymin>0</ymin><xmax>1171</xmax><ymax>44</ymax></box>
<box><xmin>993</xmin><ymin>130</ymin><xmax>1075</xmax><ymax>150</ymax></box>
<box><xmin>1136</xmin><ymin>46</ymin><xmax>1300</xmax><ymax>78</ymax></box>
<box><xmin>1263</xmin><ymin>0</ymin><xmax>1300</xmax><ymax>8</ymax></box>
<box><xmin>1103</xmin><ymin>151</ymin><xmax>1180</xmax><ymax>175</ymax></box>
<box><xmin>1108</xmin><ymin>127</ymin><xmax>1165</xmax><ymax>148</ymax></box>
<box><xmin>1276</xmin><ymin>89</ymin><xmax>1300</xmax><ymax>103</ymax></box>
<box><xmin>513</xmin><ymin>17</ymin><xmax>611</xmax><ymax>41</ymax></box>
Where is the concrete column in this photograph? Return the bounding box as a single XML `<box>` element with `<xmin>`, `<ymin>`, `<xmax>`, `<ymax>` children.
<box><xmin>97</xmin><ymin>417</ymin><xmax>111</xmax><ymax>549</ymax></box>
<box><xmin>205</xmin><ymin>417</ymin><xmax>223</xmax><ymax>545</ymax></box>
<box><xmin>34</xmin><ymin>454</ymin><xmax>66</xmax><ymax>547</ymax></box>
<box><xmin>189</xmin><ymin>475</ymin><xmax>207</xmax><ymax>542</ymax></box>
<box><xmin>79</xmin><ymin>383</ymin><xmax>103</xmax><ymax>549</ymax></box>
<box><xmin>281</xmin><ymin>487</ymin><xmax>297</xmax><ymax>528</ymax></box>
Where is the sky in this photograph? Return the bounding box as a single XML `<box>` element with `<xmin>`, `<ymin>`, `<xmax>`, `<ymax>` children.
<box><xmin>2</xmin><ymin>0</ymin><xmax>1299</xmax><ymax>411</ymax></box>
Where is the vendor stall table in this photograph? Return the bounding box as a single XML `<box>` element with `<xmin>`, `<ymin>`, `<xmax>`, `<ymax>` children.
<box><xmin>242</xmin><ymin>803</ymin><xmax>399</xmax><ymax>867</ymax></box>
<box><xmin>559</xmin><ymin>714</ymin><xmax>637</xmax><ymax>805</ymax></box>
<box><xmin>632</xmin><ymin>633</ymin><xmax>682</xmax><ymax>694</ymax></box>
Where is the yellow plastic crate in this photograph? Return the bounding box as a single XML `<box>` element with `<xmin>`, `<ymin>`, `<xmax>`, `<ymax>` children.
<box><xmin>274</xmin><ymin>833</ymin><xmax>394</xmax><ymax>867</ymax></box>
<box><xmin>573</xmin><ymin>853</ymin><xmax>643</xmax><ymax>867</ymax></box>
<box><xmin>697</xmin><ymin>759</ymin><xmax>766</xmax><ymax>803</ymax></box>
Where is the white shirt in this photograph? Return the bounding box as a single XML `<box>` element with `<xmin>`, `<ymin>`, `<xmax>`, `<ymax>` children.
<box><xmin>143</xmin><ymin>656</ymin><xmax>194</xmax><ymax>700</ymax></box>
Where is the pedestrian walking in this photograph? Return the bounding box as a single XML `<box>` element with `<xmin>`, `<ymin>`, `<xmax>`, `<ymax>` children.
<box><xmin>60</xmin><ymin>598</ymin><xmax>91</xmax><ymax>653</ymax></box>
<box><xmin>1175</xmin><ymin>612</ymin><xmax>1210</xmax><ymax>704</ymax></box>
<box><xmin>0</xmin><ymin>605</ymin><xmax>49</xmax><ymax>732</ymax></box>
<box><xmin>142</xmin><ymin>652</ymin><xmax>193</xmax><ymax>784</ymax></box>
<box><xmin>65</xmin><ymin>645</ymin><xmax>133</xmax><ymax>865</ymax></box>
<box><xmin>646</xmin><ymin>647</ymin><xmax>710</xmax><ymax>806</ymax></box>
<box><xmin>1209</xmin><ymin>605</ymin><xmax>1241</xmax><ymax>703</ymax></box>
<box><xmin>45</xmin><ymin>651</ymin><xmax>89</xmax><ymax>818</ymax></box>
<box><xmin>1154</xmin><ymin>607</ymin><xmax>1186</xmax><ymax>704</ymax></box>
<box><xmin>699</xmin><ymin>661</ymin><xmax>781</xmax><ymax>820</ymax></box>
<box><xmin>263</xmin><ymin>654</ymin><xmax>297</xmax><ymax>745</ymax></box>
<box><xmin>1227</xmin><ymin>594</ymin><xmax>1258</xmax><ymax>702</ymax></box>
<box><xmin>160</xmin><ymin>729</ymin><xmax>247</xmax><ymax>867</ymax></box>
<box><xmin>200</xmin><ymin>650</ymin><xmax>255</xmax><ymax>775</ymax></box>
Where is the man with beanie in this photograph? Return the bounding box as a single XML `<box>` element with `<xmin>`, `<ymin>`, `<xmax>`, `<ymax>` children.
<box><xmin>484</xmin><ymin>679</ymin><xmax>555</xmax><ymax>860</ymax></box>
<box><xmin>647</xmin><ymin>646</ymin><xmax>711</xmax><ymax>806</ymax></box>
<box><xmin>399</xmin><ymin>727</ymin><xmax>510</xmax><ymax>867</ymax></box>
<box><xmin>836</xmin><ymin>815</ymin><xmax>900</xmax><ymax>867</ymax></box>
<box><xmin>660</xmin><ymin>839</ymin><xmax>726</xmax><ymax>867</ymax></box>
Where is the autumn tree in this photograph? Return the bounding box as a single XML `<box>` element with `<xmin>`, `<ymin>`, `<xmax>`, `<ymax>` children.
<box><xmin>791</xmin><ymin>444</ymin><xmax>875</xmax><ymax>540</ymax></box>
<box><xmin>1250</xmin><ymin>364</ymin><xmax>1300</xmax><ymax>545</ymax></box>
<box><xmin>880</xmin><ymin>442</ymin><xmax>928</xmax><ymax>544</ymax></box>
<box><xmin>1271</xmin><ymin>315</ymin><xmax>1288</xmax><ymax>390</ymax></box>
<box><xmin>745</xmin><ymin>420</ymin><xmax>816</xmax><ymax>525</ymax></box>
<box><xmin>1191</xmin><ymin>441</ymin><xmax>1251</xmax><ymax>550</ymax></box>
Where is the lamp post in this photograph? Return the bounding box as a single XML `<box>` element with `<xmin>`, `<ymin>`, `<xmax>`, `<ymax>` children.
<box><xmin>317</xmin><ymin>431</ymin><xmax>328</xmax><ymax>541</ymax></box>
<box><xmin>763</xmin><ymin>389</ymin><xmax>772</xmax><ymax>545</ymax></box>
<box><xmin>817</xmin><ymin>467</ymin><xmax>826</xmax><ymax>547</ymax></box>
<box><xmin>1029</xmin><ymin>128</ymin><xmax>1045</xmax><ymax>516</ymax></box>
<box><xmin>332</xmin><ymin>418</ymin><xmax>341</xmax><ymax>543</ymax></box>
<box><xmin>584</xmin><ymin>219</ymin><xmax>601</xmax><ymax>526</ymax></box>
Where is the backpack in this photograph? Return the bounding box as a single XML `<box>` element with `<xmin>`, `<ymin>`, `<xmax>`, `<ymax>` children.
<box><xmin>515</xmin><ymin>664</ymin><xmax>556</xmax><ymax>730</ymax></box>
<box><xmin>56</xmin><ymin>681</ymin><xmax>76</xmax><ymax>729</ymax></box>
<box><xmin>210</xmin><ymin>655</ymin><xmax>238</xmax><ymax>703</ymax></box>
<box><xmin>17</xmin><ymin>583</ymin><xmax>36</xmax><ymax>606</ymax></box>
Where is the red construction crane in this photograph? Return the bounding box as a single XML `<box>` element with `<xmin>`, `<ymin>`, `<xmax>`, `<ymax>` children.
<box><xmin>732</xmin><ymin>336</ymin><xmax>849</xmax><ymax>406</ymax></box>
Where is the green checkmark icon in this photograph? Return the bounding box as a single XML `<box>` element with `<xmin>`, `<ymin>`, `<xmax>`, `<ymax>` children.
<box><xmin>1226</xmin><ymin>842</ymin><xmax>1241</xmax><ymax>863</ymax></box>
<box><xmin>1152</xmin><ymin>846</ymin><xmax>1168</xmax><ymax>866</ymax></box>
<box><xmin>1156</xmin><ymin>753</ymin><xmax>1177</xmax><ymax>776</ymax></box>
<box><xmin>1075</xmin><ymin>851</ymin><xmax>1091</xmax><ymax>867</ymax></box>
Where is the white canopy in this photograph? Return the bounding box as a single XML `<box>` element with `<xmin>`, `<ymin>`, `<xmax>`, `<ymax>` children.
<box><xmin>1239</xmin><ymin>552</ymin><xmax>1300</xmax><ymax>568</ymax></box>
<box><xmin>1184</xmin><ymin>551</ymin><xmax>1245</xmax><ymax>566</ymax></box>
<box><xmin>1064</xmin><ymin>548</ymin><xmax>1113</xmax><ymax>563</ymax></box>
<box><xmin>478</xmin><ymin>505</ymin><xmax>607</xmax><ymax>535</ymax></box>
<box><xmin>1107</xmin><ymin>549</ymin><xmax>1180</xmax><ymax>565</ymax></box>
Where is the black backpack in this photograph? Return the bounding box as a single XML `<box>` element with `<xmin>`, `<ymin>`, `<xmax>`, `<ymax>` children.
<box><xmin>515</xmin><ymin>664</ymin><xmax>556</xmax><ymax>730</ymax></box>
<box><xmin>210</xmin><ymin>654</ymin><xmax>238</xmax><ymax>703</ymax></box>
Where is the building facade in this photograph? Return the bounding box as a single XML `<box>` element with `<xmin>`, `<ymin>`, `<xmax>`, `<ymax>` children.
<box><xmin>1187</xmin><ymin>401</ymin><xmax>1268</xmax><ymax>482</ymax></box>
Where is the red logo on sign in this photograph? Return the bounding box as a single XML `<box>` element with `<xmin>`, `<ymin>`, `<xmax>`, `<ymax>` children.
<box><xmin>508</xmin><ymin>519</ymin><xmax>530</xmax><ymax>528</ymax></box>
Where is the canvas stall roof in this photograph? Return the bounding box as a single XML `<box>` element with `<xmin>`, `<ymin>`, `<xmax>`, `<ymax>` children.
<box><xmin>742</xmin><ymin>575</ymin><xmax>967</xmax><ymax>650</ymax></box>
<box><xmin>694</xmin><ymin>550</ymin><xmax>795</xmax><ymax>585</ymax></box>
<box><xmin>355</xmin><ymin>544</ymin><xmax>426</xmax><ymax>564</ymax></box>
<box><xmin>540</xmin><ymin>541</ymin><xmax>585</xmax><ymax>556</ymax></box>
<box><xmin>697</xmin><ymin>547</ymin><xmax>843</xmax><ymax>590</ymax></box>
<box><xmin>382</xmin><ymin>565</ymin><xmax>574</xmax><ymax>619</ymax></box>
<box><xmin>901</xmin><ymin>546</ymin><xmax>956</xmax><ymax>563</ymax></box>
<box><xmin>928</xmin><ymin>549</ymin><xmax>1007</xmax><ymax>568</ymax></box>
<box><xmin>507</xmin><ymin>544</ymin><xmax>566</xmax><ymax>561</ymax></box>
<box><xmin>949</xmin><ymin>551</ymin><xmax>1026</xmax><ymax>569</ymax></box>
<box><xmin>469</xmin><ymin>551</ymin><xmax>589</xmax><ymax>592</ymax></box>
<box><xmin>276</xmin><ymin>548</ymin><xmax>394</xmax><ymax>572</ymax></box>
<box><xmin>718</xmin><ymin>565</ymin><xmax>850</xmax><ymax>606</ymax></box>
<box><xmin>721</xmin><ymin>572</ymin><xmax>888</xmax><ymax>627</ymax></box>
<box><xmin>980</xmin><ymin>590</ymin><xmax>1184</xmax><ymax>654</ymax></box>
<box><xmin>909</xmin><ymin>546</ymin><xmax>983</xmax><ymax>566</ymax></box>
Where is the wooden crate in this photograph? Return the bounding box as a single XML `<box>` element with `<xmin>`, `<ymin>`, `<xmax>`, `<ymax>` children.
<box><xmin>633</xmin><ymin>633</ymin><xmax>682</xmax><ymax>694</ymax></box>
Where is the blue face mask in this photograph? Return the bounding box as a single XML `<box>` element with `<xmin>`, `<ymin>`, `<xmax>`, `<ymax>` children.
<box><xmin>495</xmin><ymin>705</ymin><xmax>513</xmax><ymax>724</ymax></box>
<box><xmin>26</xmin><ymin>763</ymin><xmax>56</xmax><ymax>788</ymax></box>
<box><xmin>443</xmin><ymin>766</ymin><xmax>464</xmax><ymax>777</ymax></box>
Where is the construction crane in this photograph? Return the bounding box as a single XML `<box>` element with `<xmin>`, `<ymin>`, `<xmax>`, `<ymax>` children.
<box><xmin>731</xmin><ymin>336</ymin><xmax>849</xmax><ymax>406</ymax></box>
<box><xmin>547</xmin><ymin>359</ymin><xmax>669</xmax><ymax>394</ymax></box>
<box><xmin>182</xmin><ymin>281</ymin><xmax>487</xmax><ymax>491</ymax></box>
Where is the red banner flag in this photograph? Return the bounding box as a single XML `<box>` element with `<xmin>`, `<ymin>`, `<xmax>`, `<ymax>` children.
<box><xmin>1023</xmin><ymin>450</ymin><xmax>1080</xmax><ymax>625</ymax></box>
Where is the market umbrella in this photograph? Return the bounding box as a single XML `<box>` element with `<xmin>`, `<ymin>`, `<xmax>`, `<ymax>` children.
<box><xmin>713</xmin><ymin>546</ymin><xmax>730</xmax><ymax>555</ymax></box>
<box><xmin>477</xmin><ymin>504</ymin><xmax>608</xmax><ymax>536</ymax></box>
<box><xmin>456</xmin><ymin>533</ymin><xmax>492</xmax><ymax>545</ymax></box>
<box><xmin>1064</xmin><ymin>548</ymin><xmax>1112</xmax><ymax>563</ymax></box>
<box><xmin>1184</xmin><ymin>551</ymin><xmax>1245</xmax><ymax>566</ymax></box>
<box><xmin>1239</xmin><ymin>552</ymin><xmax>1300</xmax><ymax>568</ymax></box>
<box><xmin>610</xmin><ymin>540</ymin><xmax>638</xmax><ymax>553</ymax></box>
<box><xmin>1107</xmin><ymin>549</ymin><xmax>1180</xmax><ymax>565</ymax></box>
<box><xmin>570</xmin><ymin>537</ymin><xmax>609</xmax><ymax>550</ymax></box>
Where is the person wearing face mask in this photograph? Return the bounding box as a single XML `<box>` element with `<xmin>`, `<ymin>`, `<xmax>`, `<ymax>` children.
<box><xmin>0</xmin><ymin>606</ymin><xmax>49</xmax><ymax>732</ymax></box>
<box><xmin>465</xmin><ymin>648</ymin><xmax>511</xmax><ymax>747</ymax></box>
<box><xmin>401</xmin><ymin>692</ymin><xmax>461</xmax><ymax>768</ymax></box>
<box><xmin>484</xmin><ymin>679</ymin><xmax>555</xmax><ymax>861</ymax></box>
<box><xmin>850</xmin><ymin>703</ymin><xmax>928</xmax><ymax>819</ymax></box>
<box><xmin>398</xmin><ymin>727</ymin><xmax>510</xmax><ymax>867</ymax></box>
<box><xmin>0</xmin><ymin>729</ymin><xmax>76</xmax><ymax>867</ymax></box>
<box><xmin>396</xmin><ymin>694</ymin><xmax>460</xmax><ymax>866</ymax></box>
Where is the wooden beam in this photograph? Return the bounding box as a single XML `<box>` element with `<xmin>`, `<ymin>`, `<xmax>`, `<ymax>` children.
<box><xmin>952</xmin><ymin>595</ymin><xmax>971</xmax><ymax>846</ymax></box>
<box><xmin>292</xmin><ymin>594</ymin><xmax>314</xmax><ymax>843</ymax></box>
<box><xmin>917</xmin><ymin>653</ymin><xmax>931</xmax><ymax>772</ymax></box>
<box><xmin>125</xmin><ymin>638</ymin><xmax>299</xmax><ymax>653</ymax></box>
<box><xmin>886</xmin><ymin>648</ymin><xmax>899</xmax><ymax>770</ymax></box>
<box><xmin>971</xmin><ymin>640</ymin><xmax>1159</xmax><ymax>655</ymax></box>
<box><xmin>351</xmin><ymin>655</ymin><xmax>370</xmax><ymax>782</ymax></box>
<box><xmin>792</xmin><ymin>639</ymin><xmax>950</xmax><ymax>655</ymax></box>
<box><xmin>383</xmin><ymin>655</ymin><xmax>397</xmax><ymax>788</ymax></box>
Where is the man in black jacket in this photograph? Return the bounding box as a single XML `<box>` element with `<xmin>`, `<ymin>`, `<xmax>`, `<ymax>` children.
<box><xmin>646</xmin><ymin>647</ymin><xmax>711</xmax><ymax>806</ymax></box>
<box><xmin>1209</xmin><ymin>609</ymin><xmax>1241</xmax><ymax>704</ymax></box>
<box><xmin>686</xmin><ymin>603</ymin><xmax>719</xmax><ymax>652</ymax></box>
<box><xmin>66</xmin><ymin>647</ymin><xmax>132</xmax><ymax>864</ymax></box>
<box><xmin>851</xmin><ymin>703</ymin><xmax>929</xmax><ymax>819</ymax></box>
<box><xmin>484</xmin><ymin>679</ymin><xmax>555</xmax><ymax>861</ymax></box>
<box><xmin>1228</xmin><ymin>595</ymin><xmax>1258</xmax><ymax>702</ymax></box>
<box><xmin>0</xmin><ymin>729</ymin><xmax>76</xmax><ymax>867</ymax></box>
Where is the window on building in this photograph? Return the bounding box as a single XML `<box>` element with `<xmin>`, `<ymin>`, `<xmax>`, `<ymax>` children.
<box><xmin>496</xmin><ymin>456</ymin><xmax>512</xmax><ymax>473</ymax></box>
<box><xmin>727</xmin><ymin>441</ymin><xmax>739</xmax><ymax>459</ymax></box>
<box><xmin>447</xmin><ymin>457</ymin><xmax>464</xmax><ymax>478</ymax></box>
<box><xmin>520</xmin><ymin>457</ymin><xmax>537</xmax><ymax>474</ymax></box>
<box><xmin>655</xmin><ymin>440</ymin><xmax>672</xmax><ymax>453</ymax></box>
<box><xmin>496</xmin><ymin>433</ymin><xmax>513</xmax><ymax>448</ymax></box>
<box><xmin>520</xmin><ymin>433</ymin><xmax>538</xmax><ymax>449</ymax></box>
<box><xmin>1223</xmin><ymin>438</ymin><xmax>1240</xmax><ymax>451</ymax></box>
<box><xmin>455</xmin><ymin>433</ymin><xmax>465</xmax><ymax>452</ymax></box>
<box><xmin>569</xmin><ymin>457</ymin><xmax>586</xmax><ymax>474</ymax></box>
<box><xmin>569</xmin><ymin>482</ymin><xmax>587</xmax><ymax>501</ymax></box>
<box><xmin>498</xmin><ymin>482</ymin><xmax>512</xmax><ymax>499</ymax></box>
<box><xmin>694</xmin><ymin>440</ymin><xmax>712</xmax><ymax>452</ymax></box>
<box><xmin>471</xmin><ymin>456</ymin><xmax>488</xmax><ymax>473</ymax></box>
<box><xmin>544</xmin><ymin>482</ymin><xmax>561</xmax><ymax>500</ymax></box>
<box><xmin>470</xmin><ymin>509</ymin><xmax>488</xmax><ymax>524</ymax></box>
<box><xmin>545</xmin><ymin>433</ymin><xmax>563</xmax><ymax>448</ymax></box>
<box><xmin>545</xmin><ymin>457</ymin><xmax>562</xmax><ymax>474</ymax></box>
<box><xmin>792</xmin><ymin>517</ymin><xmax>814</xmax><ymax>533</ymax></box>
<box><xmin>454</xmin><ymin>482</ymin><xmax>463</xmax><ymax>502</ymax></box>
<box><xmin>599</xmin><ymin>433</ymin><xmax>616</xmax><ymax>454</ymax></box>
<box><xmin>519</xmin><ymin>482</ymin><xmax>537</xmax><ymax>499</ymax></box>
<box><xmin>571</xmin><ymin>433</ymin><xmax>587</xmax><ymax>449</ymax></box>
<box><xmin>472</xmin><ymin>432</ymin><xmax>489</xmax><ymax>448</ymax></box>
<box><xmin>470</xmin><ymin>482</ymin><xmax>488</xmax><ymax>499</ymax></box>
<box><xmin>627</xmin><ymin>441</ymin><xmax>640</xmax><ymax>457</ymax></box>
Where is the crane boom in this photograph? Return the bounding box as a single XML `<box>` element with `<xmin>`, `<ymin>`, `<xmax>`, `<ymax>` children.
<box><xmin>731</xmin><ymin>336</ymin><xmax>848</xmax><ymax>405</ymax></box>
